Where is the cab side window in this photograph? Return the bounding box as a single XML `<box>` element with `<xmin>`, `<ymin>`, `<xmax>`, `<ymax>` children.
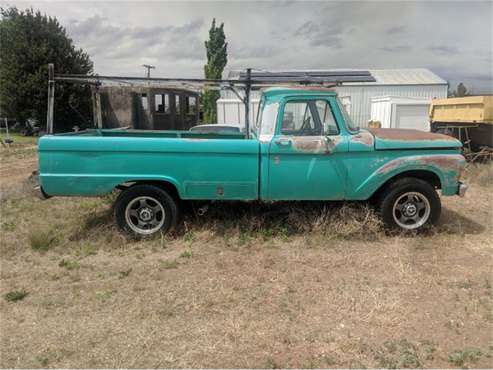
<box><xmin>281</xmin><ymin>101</ymin><xmax>321</xmax><ymax>136</ymax></box>
<box><xmin>281</xmin><ymin>100</ymin><xmax>338</xmax><ymax>136</ymax></box>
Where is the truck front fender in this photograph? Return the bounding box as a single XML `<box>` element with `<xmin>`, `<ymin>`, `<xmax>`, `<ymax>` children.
<box><xmin>351</xmin><ymin>154</ymin><xmax>465</xmax><ymax>199</ymax></box>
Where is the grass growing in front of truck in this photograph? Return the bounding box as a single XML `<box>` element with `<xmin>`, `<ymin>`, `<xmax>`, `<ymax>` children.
<box><xmin>1</xmin><ymin>144</ymin><xmax>492</xmax><ymax>368</ymax></box>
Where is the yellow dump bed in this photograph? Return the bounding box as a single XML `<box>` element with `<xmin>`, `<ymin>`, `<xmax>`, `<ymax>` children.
<box><xmin>429</xmin><ymin>96</ymin><xmax>493</xmax><ymax>124</ymax></box>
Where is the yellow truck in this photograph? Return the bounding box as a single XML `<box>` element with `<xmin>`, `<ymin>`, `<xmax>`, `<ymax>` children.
<box><xmin>429</xmin><ymin>96</ymin><xmax>493</xmax><ymax>149</ymax></box>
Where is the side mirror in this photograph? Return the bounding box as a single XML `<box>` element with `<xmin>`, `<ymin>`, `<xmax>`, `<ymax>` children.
<box><xmin>368</xmin><ymin>120</ymin><xmax>381</xmax><ymax>129</ymax></box>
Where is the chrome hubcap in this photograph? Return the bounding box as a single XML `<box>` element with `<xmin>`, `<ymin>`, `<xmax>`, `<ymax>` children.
<box><xmin>125</xmin><ymin>196</ymin><xmax>165</xmax><ymax>235</ymax></box>
<box><xmin>392</xmin><ymin>192</ymin><xmax>431</xmax><ymax>230</ymax></box>
<box><xmin>402</xmin><ymin>203</ymin><xmax>417</xmax><ymax>217</ymax></box>
<box><xmin>139</xmin><ymin>208</ymin><xmax>153</xmax><ymax>222</ymax></box>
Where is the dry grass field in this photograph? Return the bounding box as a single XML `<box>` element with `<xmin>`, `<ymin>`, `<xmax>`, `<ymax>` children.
<box><xmin>1</xmin><ymin>136</ymin><xmax>492</xmax><ymax>368</ymax></box>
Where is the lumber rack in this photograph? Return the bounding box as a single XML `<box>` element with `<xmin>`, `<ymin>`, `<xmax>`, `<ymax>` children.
<box><xmin>47</xmin><ymin>64</ymin><xmax>376</xmax><ymax>138</ymax></box>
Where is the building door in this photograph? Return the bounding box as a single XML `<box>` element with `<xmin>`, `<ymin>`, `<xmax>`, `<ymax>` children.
<box><xmin>152</xmin><ymin>92</ymin><xmax>174</xmax><ymax>130</ymax></box>
<box><xmin>395</xmin><ymin>104</ymin><xmax>430</xmax><ymax>131</ymax></box>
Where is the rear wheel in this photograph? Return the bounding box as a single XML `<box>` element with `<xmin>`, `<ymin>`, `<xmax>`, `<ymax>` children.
<box><xmin>115</xmin><ymin>184</ymin><xmax>179</xmax><ymax>237</ymax></box>
<box><xmin>379</xmin><ymin>178</ymin><xmax>441</xmax><ymax>231</ymax></box>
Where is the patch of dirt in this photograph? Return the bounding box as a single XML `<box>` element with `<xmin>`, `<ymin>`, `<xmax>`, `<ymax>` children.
<box><xmin>0</xmin><ymin>156</ymin><xmax>38</xmax><ymax>187</ymax></box>
<box><xmin>1</xmin><ymin>144</ymin><xmax>38</xmax><ymax>187</ymax></box>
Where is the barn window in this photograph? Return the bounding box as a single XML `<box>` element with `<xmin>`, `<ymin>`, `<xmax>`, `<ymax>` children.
<box><xmin>187</xmin><ymin>96</ymin><xmax>197</xmax><ymax>114</ymax></box>
<box><xmin>175</xmin><ymin>95</ymin><xmax>180</xmax><ymax>112</ymax></box>
<box><xmin>155</xmin><ymin>93</ymin><xmax>170</xmax><ymax>113</ymax></box>
<box><xmin>141</xmin><ymin>94</ymin><xmax>148</xmax><ymax>111</ymax></box>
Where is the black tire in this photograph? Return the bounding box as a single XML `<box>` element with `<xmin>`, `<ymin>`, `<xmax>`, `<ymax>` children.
<box><xmin>379</xmin><ymin>177</ymin><xmax>441</xmax><ymax>231</ymax></box>
<box><xmin>114</xmin><ymin>184</ymin><xmax>179</xmax><ymax>237</ymax></box>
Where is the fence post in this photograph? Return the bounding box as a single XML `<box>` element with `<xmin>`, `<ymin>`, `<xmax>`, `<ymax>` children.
<box><xmin>244</xmin><ymin>68</ymin><xmax>251</xmax><ymax>139</ymax></box>
<box><xmin>46</xmin><ymin>63</ymin><xmax>55</xmax><ymax>134</ymax></box>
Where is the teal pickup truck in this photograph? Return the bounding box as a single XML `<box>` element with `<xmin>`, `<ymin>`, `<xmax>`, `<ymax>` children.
<box><xmin>38</xmin><ymin>87</ymin><xmax>467</xmax><ymax>236</ymax></box>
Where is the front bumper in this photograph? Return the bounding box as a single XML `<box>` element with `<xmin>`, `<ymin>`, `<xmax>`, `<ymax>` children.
<box><xmin>457</xmin><ymin>182</ymin><xmax>468</xmax><ymax>197</ymax></box>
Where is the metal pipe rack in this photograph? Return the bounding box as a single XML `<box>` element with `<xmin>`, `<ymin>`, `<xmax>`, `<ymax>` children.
<box><xmin>46</xmin><ymin>63</ymin><xmax>376</xmax><ymax>138</ymax></box>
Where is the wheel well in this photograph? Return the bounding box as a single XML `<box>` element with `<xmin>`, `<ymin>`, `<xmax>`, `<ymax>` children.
<box><xmin>116</xmin><ymin>180</ymin><xmax>180</xmax><ymax>200</ymax></box>
<box><xmin>370</xmin><ymin>170</ymin><xmax>441</xmax><ymax>202</ymax></box>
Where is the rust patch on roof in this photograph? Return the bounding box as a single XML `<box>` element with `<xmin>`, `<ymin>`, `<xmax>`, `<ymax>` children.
<box><xmin>368</xmin><ymin>128</ymin><xmax>457</xmax><ymax>141</ymax></box>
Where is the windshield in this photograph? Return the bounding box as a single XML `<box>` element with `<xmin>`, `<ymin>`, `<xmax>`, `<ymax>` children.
<box><xmin>336</xmin><ymin>97</ymin><xmax>359</xmax><ymax>132</ymax></box>
<box><xmin>253</xmin><ymin>98</ymin><xmax>264</xmax><ymax>136</ymax></box>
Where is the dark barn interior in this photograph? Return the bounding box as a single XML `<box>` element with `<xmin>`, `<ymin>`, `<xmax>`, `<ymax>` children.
<box><xmin>92</xmin><ymin>86</ymin><xmax>199</xmax><ymax>130</ymax></box>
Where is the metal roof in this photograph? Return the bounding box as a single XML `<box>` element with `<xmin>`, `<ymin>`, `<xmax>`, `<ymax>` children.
<box><xmin>228</xmin><ymin>68</ymin><xmax>447</xmax><ymax>86</ymax></box>
<box><xmin>262</xmin><ymin>86</ymin><xmax>338</xmax><ymax>97</ymax></box>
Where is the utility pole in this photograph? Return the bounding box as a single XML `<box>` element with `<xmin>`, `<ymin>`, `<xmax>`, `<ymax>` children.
<box><xmin>142</xmin><ymin>64</ymin><xmax>155</xmax><ymax>79</ymax></box>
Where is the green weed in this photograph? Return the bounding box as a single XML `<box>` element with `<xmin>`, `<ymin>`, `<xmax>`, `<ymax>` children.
<box><xmin>179</xmin><ymin>250</ymin><xmax>192</xmax><ymax>258</ymax></box>
<box><xmin>161</xmin><ymin>259</ymin><xmax>178</xmax><ymax>269</ymax></box>
<box><xmin>58</xmin><ymin>259</ymin><xmax>80</xmax><ymax>270</ymax></box>
<box><xmin>96</xmin><ymin>290</ymin><xmax>116</xmax><ymax>302</ymax></box>
<box><xmin>4</xmin><ymin>289</ymin><xmax>28</xmax><ymax>302</ymax></box>
<box><xmin>448</xmin><ymin>347</ymin><xmax>482</xmax><ymax>366</ymax></box>
<box><xmin>118</xmin><ymin>268</ymin><xmax>132</xmax><ymax>279</ymax></box>
<box><xmin>80</xmin><ymin>243</ymin><xmax>97</xmax><ymax>257</ymax></box>
<box><xmin>374</xmin><ymin>339</ymin><xmax>423</xmax><ymax>368</ymax></box>
<box><xmin>29</xmin><ymin>229</ymin><xmax>57</xmax><ymax>251</ymax></box>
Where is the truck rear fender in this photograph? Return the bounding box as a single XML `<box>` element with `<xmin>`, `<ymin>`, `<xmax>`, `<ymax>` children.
<box><xmin>116</xmin><ymin>177</ymin><xmax>182</xmax><ymax>200</ymax></box>
<box><xmin>353</xmin><ymin>154</ymin><xmax>465</xmax><ymax>199</ymax></box>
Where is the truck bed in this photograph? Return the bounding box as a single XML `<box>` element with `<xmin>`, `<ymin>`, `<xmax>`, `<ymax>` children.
<box><xmin>430</xmin><ymin>96</ymin><xmax>493</xmax><ymax>124</ymax></box>
<box><xmin>38</xmin><ymin>129</ymin><xmax>259</xmax><ymax>199</ymax></box>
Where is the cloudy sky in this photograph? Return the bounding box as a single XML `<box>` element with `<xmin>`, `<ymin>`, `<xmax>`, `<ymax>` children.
<box><xmin>3</xmin><ymin>0</ymin><xmax>493</xmax><ymax>92</ymax></box>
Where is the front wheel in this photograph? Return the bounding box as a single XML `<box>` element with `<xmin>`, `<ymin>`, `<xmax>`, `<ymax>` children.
<box><xmin>380</xmin><ymin>178</ymin><xmax>441</xmax><ymax>231</ymax></box>
<box><xmin>114</xmin><ymin>184</ymin><xmax>179</xmax><ymax>237</ymax></box>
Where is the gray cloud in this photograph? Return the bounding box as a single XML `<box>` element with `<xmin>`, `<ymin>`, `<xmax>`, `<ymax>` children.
<box><xmin>294</xmin><ymin>20</ymin><xmax>320</xmax><ymax>38</ymax></box>
<box><xmin>380</xmin><ymin>45</ymin><xmax>413</xmax><ymax>53</ymax></box>
<box><xmin>293</xmin><ymin>20</ymin><xmax>344</xmax><ymax>48</ymax></box>
<box><xmin>427</xmin><ymin>45</ymin><xmax>460</xmax><ymax>56</ymax></box>
<box><xmin>6</xmin><ymin>0</ymin><xmax>492</xmax><ymax>92</ymax></box>
<box><xmin>67</xmin><ymin>15</ymin><xmax>204</xmax><ymax>61</ymax></box>
<box><xmin>386</xmin><ymin>26</ymin><xmax>406</xmax><ymax>34</ymax></box>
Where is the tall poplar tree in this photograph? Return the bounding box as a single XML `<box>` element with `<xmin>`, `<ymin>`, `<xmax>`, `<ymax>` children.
<box><xmin>202</xmin><ymin>19</ymin><xmax>227</xmax><ymax>123</ymax></box>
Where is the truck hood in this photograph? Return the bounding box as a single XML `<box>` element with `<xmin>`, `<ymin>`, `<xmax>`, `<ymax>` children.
<box><xmin>367</xmin><ymin>128</ymin><xmax>462</xmax><ymax>150</ymax></box>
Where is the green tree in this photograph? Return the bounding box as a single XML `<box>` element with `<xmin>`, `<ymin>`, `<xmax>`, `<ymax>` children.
<box><xmin>449</xmin><ymin>82</ymin><xmax>469</xmax><ymax>97</ymax></box>
<box><xmin>0</xmin><ymin>7</ymin><xmax>93</xmax><ymax>131</ymax></box>
<box><xmin>455</xmin><ymin>82</ymin><xmax>468</xmax><ymax>97</ymax></box>
<box><xmin>202</xmin><ymin>19</ymin><xmax>227</xmax><ymax>123</ymax></box>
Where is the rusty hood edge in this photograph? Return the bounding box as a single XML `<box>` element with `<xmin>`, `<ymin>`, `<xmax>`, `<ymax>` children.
<box><xmin>366</xmin><ymin>128</ymin><xmax>462</xmax><ymax>150</ymax></box>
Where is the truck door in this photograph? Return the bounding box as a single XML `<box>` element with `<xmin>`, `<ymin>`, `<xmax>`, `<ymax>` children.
<box><xmin>267</xmin><ymin>97</ymin><xmax>348</xmax><ymax>200</ymax></box>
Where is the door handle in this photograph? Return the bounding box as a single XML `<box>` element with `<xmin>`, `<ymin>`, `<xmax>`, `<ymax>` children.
<box><xmin>275</xmin><ymin>138</ymin><xmax>292</xmax><ymax>147</ymax></box>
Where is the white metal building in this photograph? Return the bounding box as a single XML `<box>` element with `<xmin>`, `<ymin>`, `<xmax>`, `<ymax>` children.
<box><xmin>370</xmin><ymin>96</ymin><xmax>432</xmax><ymax>131</ymax></box>
<box><xmin>217</xmin><ymin>68</ymin><xmax>448</xmax><ymax>129</ymax></box>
